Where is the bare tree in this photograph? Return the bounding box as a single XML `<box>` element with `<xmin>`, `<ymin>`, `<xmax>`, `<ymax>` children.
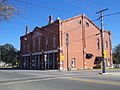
<box><xmin>0</xmin><ymin>0</ymin><xmax>17</xmax><ymax>21</ymax></box>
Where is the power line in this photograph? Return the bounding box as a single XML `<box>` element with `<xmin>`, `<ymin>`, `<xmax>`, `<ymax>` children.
<box><xmin>95</xmin><ymin>11</ymin><xmax>120</xmax><ymax>21</ymax></box>
<box><xmin>17</xmin><ymin>13</ymin><xmax>99</xmax><ymax>35</ymax></box>
<box><xmin>14</xmin><ymin>0</ymin><xmax>81</xmax><ymax>15</ymax></box>
<box><xmin>63</xmin><ymin>18</ymin><xmax>99</xmax><ymax>34</ymax></box>
<box><xmin>64</xmin><ymin>0</ymin><xmax>98</xmax><ymax>14</ymax></box>
<box><xmin>68</xmin><ymin>33</ymin><xmax>99</xmax><ymax>44</ymax></box>
<box><xmin>78</xmin><ymin>0</ymin><xmax>100</xmax><ymax>10</ymax></box>
<box><xmin>103</xmin><ymin>12</ymin><xmax>120</xmax><ymax>17</ymax></box>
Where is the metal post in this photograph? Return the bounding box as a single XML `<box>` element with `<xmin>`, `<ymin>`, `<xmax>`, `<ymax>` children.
<box><xmin>66</xmin><ymin>33</ymin><xmax>69</xmax><ymax>71</ymax></box>
<box><xmin>44</xmin><ymin>54</ymin><xmax>47</xmax><ymax>70</ymax></box>
<box><xmin>96</xmin><ymin>8</ymin><xmax>108</xmax><ymax>73</ymax></box>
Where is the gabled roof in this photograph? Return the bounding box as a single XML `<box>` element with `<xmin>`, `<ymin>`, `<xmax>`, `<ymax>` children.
<box><xmin>62</xmin><ymin>14</ymin><xmax>100</xmax><ymax>30</ymax></box>
<box><xmin>63</xmin><ymin>14</ymin><xmax>83</xmax><ymax>23</ymax></box>
<box><xmin>62</xmin><ymin>14</ymin><xmax>110</xmax><ymax>34</ymax></box>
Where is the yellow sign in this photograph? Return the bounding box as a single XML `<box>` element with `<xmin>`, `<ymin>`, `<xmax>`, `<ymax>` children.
<box><xmin>16</xmin><ymin>62</ymin><xmax>19</xmax><ymax>65</ymax></box>
<box><xmin>103</xmin><ymin>50</ymin><xmax>107</xmax><ymax>58</ymax></box>
<box><xmin>60</xmin><ymin>56</ymin><xmax>64</xmax><ymax>60</ymax></box>
<box><xmin>103</xmin><ymin>50</ymin><xmax>107</xmax><ymax>55</ymax></box>
<box><xmin>104</xmin><ymin>54</ymin><xmax>107</xmax><ymax>58</ymax></box>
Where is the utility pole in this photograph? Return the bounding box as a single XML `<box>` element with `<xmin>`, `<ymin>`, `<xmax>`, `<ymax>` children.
<box><xmin>96</xmin><ymin>8</ymin><xmax>108</xmax><ymax>73</ymax></box>
<box><xmin>66</xmin><ymin>33</ymin><xmax>69</xmax><ymax>71</ymax></box>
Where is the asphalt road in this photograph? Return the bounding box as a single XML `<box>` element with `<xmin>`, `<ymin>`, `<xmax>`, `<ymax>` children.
<box><xmin>0</xmin><ymin>69</ymin><xmax>120</xmax><ymax>90</ymax></box>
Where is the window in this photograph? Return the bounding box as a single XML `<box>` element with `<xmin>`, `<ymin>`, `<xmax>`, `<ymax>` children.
<box><xmin>72</xmin><ymin>58</ymin><xmax>75</xmax><ymax>68</ymax></box>
<box><xmin>86</xmin><ymin>22</ymin><xmax>89</xmax><ymax>27</ymax></box>
<box><xmin>33</xmin><ymin>39</ymin><xmax>35</xmax><ymax>47</ymax></box>
<box><xmin>28</xmin><ymin>43</ymin><xmax>30</xmax><ymax>51</ymax></box>
<box><xmin>38</xmin><ymin>38</ymin><xmax>41</xmax><ymax>50</ymax></box>
<box><xmin>33</xmin><ymin>39</ymin><xmax>35</xmax><ymax>51</ymax></box>
<box><xmin>106</xmin><ymin>41</ymin><xmax>108</xmax><ymax>48</ymax></box>
<box><xmin>24</xmin><ymin>44</ymin><xmax>26</xmax><ymax>50</ymax></box>
<box><xmin>97</xmin><ymin>38</ymin><xmax>100</xmax><ymax>50</ymax></box>
<box><xmin>78</xmin><ymin>20</ymin><xmax>81</xmax><ymax>25</ymax></box>
<box><xmin>46</xmin><ymin>36</ymin><xmax>48</xmax><ymax>49</ymax></box>
<box><xmin>53</xmin><ymin>34</ymin><xmax>56</xmax><ymax>48</ymax></box>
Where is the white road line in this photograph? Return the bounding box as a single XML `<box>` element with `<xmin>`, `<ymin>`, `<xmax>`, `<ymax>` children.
<box><xmin>0</xmin><ymin>76</ymin><xmax>69</xmax><ymax>86</ymax></box>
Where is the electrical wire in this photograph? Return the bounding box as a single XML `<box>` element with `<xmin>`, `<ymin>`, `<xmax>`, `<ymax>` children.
<box><xmin>64</xmin><ymin>0</ymin><xmax>98</xmax><ymax>15</ymax></box>
<box><xmin>14</xmin><ymin>0</ymin><xmax>81</xmax><ymax>15</ymax></box>
<box><xmin>68</xmin><ymin>33</ymin><xmax>99</xmax><ymax>44</ymax></box>
<box><xmin>16</xmin><ymin>13</ymin><xmax>99</xmax><ymax>36</ymax></box>
<box><xmin>77</xmin><ymin>0</ymin><xmax>100</xmax><ymax>10</ymax></box>
<box><xmin>103</xmin><ymin>12</ymin><xmax>120</xmax><ymax>17</ymax></box>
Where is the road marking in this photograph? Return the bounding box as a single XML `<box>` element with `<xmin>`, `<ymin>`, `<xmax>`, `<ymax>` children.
<box><xmin>0</xmin><ymin>77</ymin><xmax>58</xmax><ymax>86</ymax></box>
<box><xmin>0</xmin><ymin>76</ymin><xmax>70</xmax><ymax>86</ymax></box>
<box><xmin>69</xmin><ymin>78</ymin><xmax>120</xmax><ymax>85</ymax></box>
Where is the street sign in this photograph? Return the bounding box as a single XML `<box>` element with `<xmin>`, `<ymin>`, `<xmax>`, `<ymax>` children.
<box><xmin>60</xmin><ymin>56</ymin><xmax>64</xmax><ymax>60</ymax></box>
<box><xmin>103</xmin><ymin>50</ymin><xmax>107</xmax><ymax>54</ymax></box>
<box><xmin>103</xmin><ymin>50</ymin><xmax>107</xmax><ymax>58</ymax></box>
<box><xmin>104</xmin><ymin>54</ymin><xmax>107</xmax><ymax>58</ymax></box>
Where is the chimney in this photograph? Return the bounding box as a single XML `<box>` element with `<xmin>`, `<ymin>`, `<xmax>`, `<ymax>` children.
<box><xmin>25</xmin><ymin>26</ymin><xmax>29</xmax><ymax>35</ymax></box>
<box><xmin>48</xmin><ymin>15</ymin><xmax>53</xmax><ymax>24</ymax></box>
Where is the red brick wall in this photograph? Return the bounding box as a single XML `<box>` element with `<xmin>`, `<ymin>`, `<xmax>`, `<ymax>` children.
<box><xmin>59</xmin><ymin>14</ymin><xmax>112</xmax><ymax>70</ymax></box>
<box><xmin>20</xmin><ymin>21</ymin><xmax>59</xmax><ymax>55</ymax></box>
<box><xmin>20</xmin><ymin>15</ymin><xmax>113</xmax><ymax>70</ymax></box>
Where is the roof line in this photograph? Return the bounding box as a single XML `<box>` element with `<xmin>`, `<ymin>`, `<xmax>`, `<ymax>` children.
<box><xmin>62</xmin><ymin>14</ymin><xmax>83</xmax><ymax>23</ymax></box>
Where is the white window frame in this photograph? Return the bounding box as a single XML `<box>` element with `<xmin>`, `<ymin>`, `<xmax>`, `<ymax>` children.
<box><xmin>72</xmin><ymin>58</ymin><xmax>75</xmax><ymax>68</ymax></box>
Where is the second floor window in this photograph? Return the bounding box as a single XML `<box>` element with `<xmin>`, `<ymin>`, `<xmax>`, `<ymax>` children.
<box><xmin>46</xmin><ymin>36</ymin><xmax>48</xmax><ymax>49</ymax></box>
<box><xmin>33</xmin><ymin>39</ymin><xmax>35</xmax><ymax>51</ymax></box>
<box><xmin>24</xmin><ymin>44</ymin><xmax>26</xmax><ymax>50</ymax></box>
<box><xmin>53</xmin><ymin>35</ymin><xmax>56</xmax><ymax>48</ymax></box>
<box><xmin>33</xmin><ymin>39</ymin><xmax>35</xmax><ymax>47</ymax></box>
<box><xmin>38</xmin><ymin>38</ymin><xmax>41</xmax><ymax>50</ymax></box>
<box><xmin>97</xmin><ymin>38</ymin><xmax>100</xmax><ymax>50</ymax></box>
<box><xmin>106</xmin><ymin>41</ymin><xmax>108</xmax><ymax>48</ymax></box>
<box><xmin>28</xmin><ymin>43</ymin><xmax>30</xmax><ymax>51</ymax></box>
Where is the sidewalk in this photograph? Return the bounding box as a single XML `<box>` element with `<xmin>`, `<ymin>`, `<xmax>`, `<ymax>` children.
<box><xmin>107</xmin><ymin>72</ymin><xmax>120</xmax><ymax>76</ymax></box>
<box><xmin>100</xmin><ymin>72</ymin><xmax>120</xmax><ymax>76</ymax></box>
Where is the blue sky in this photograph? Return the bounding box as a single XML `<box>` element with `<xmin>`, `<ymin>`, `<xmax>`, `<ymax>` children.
<box><xmin>0</xmin><ymin>0</ymin><xmax>120</xmax><ymax>50</ymax></box>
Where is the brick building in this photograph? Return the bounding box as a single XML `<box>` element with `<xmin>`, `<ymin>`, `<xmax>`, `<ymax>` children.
<box><xmin>19</xmin><ymin>14</ymin><xmax>113</xmax><ymax>70</ymax></box>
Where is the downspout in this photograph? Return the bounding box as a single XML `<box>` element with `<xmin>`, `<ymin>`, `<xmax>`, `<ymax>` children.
<box><xmin>58</xmin><ymin>20</ymin><xmax>63</xmax><ymax>70</ymax></box>
<box><xmin>82</xmin><ymin>14</ymin><xmax>86</xmax><ymax>69</ymax></box>
<box><xmin>108</xmin><ymin>31</ymin><xmax>113</xmax><ymax>68</ymax></box>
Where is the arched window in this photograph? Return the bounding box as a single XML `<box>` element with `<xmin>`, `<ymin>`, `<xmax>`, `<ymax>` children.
<box><xmin>106</xmin><ymin>41</ymin><xmax>108</xmax><ymax>48</ymax></box>
<box><xmin>53</xmin><ymin>34</ymin><xmax>56</xmax><ymax>48</ymax></box>
<box><xmin>46</xmin><ymin>36</ymin><xmax>48</xmax><ymax>49</ymax></box>
<box><xmin>97</xmin><ymin>38</ymin><xmax>100</xmax><ymax>50</ymax></box>
<box><xmin>38</xmin><ymin>38</ymin><xmax>41</xmax><ymax>50</ymax></box>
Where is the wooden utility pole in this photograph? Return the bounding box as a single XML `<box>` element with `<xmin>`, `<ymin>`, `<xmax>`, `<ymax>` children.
<box><xmin>96</xmin><ymin>8</ymin><xmax>108</xmax><ymax>73</ymax></box>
